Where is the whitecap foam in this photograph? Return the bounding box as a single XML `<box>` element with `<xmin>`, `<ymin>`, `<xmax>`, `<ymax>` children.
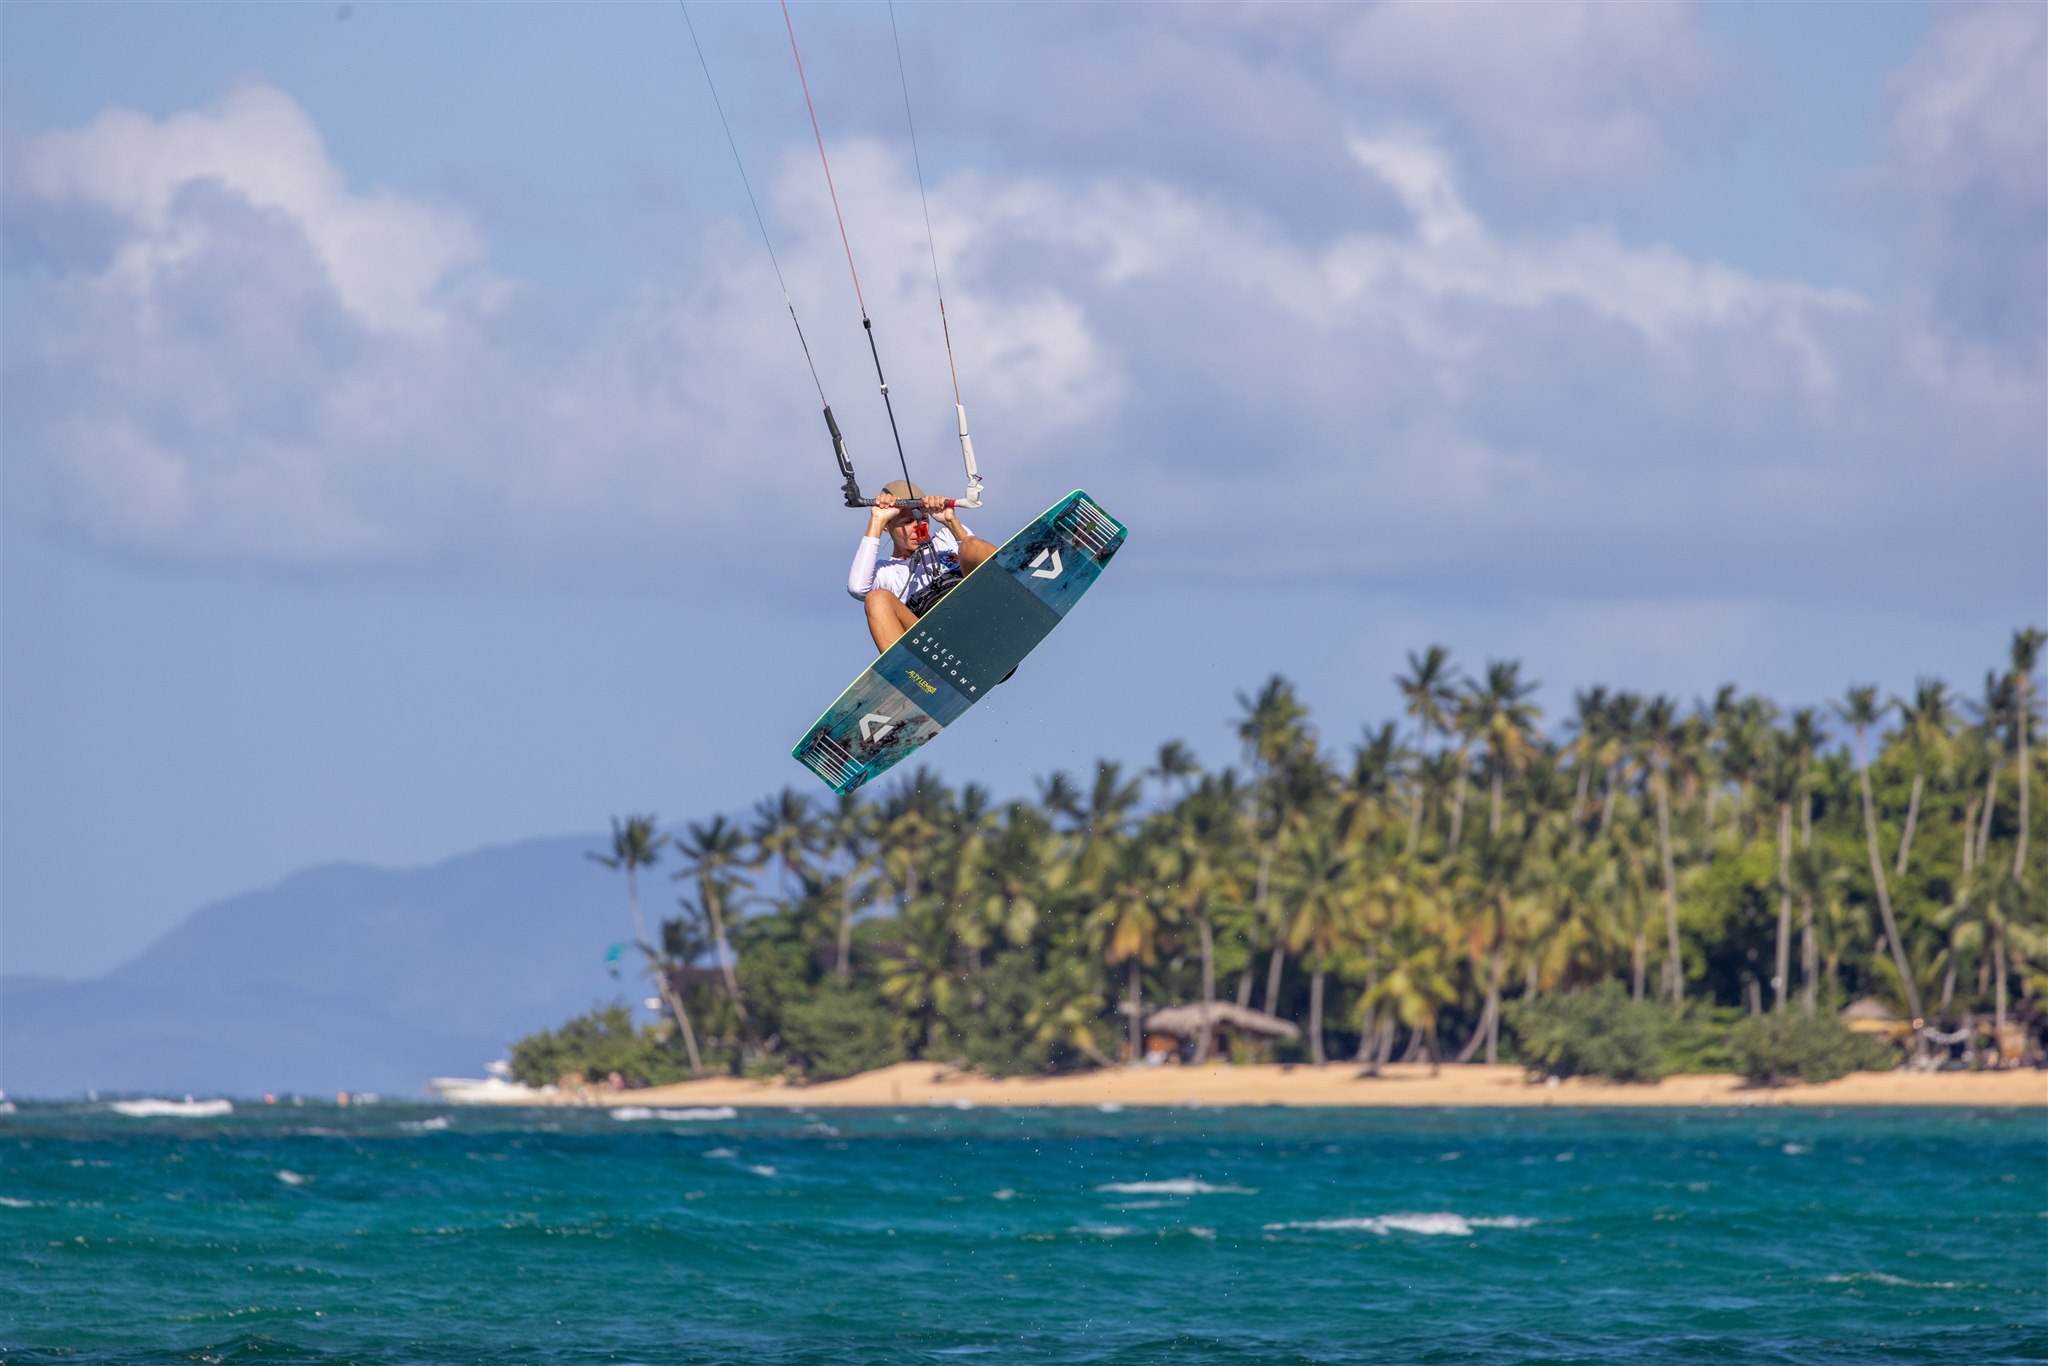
<box><xmin>1096</xmin><ymin>1102</ymin><xmax>1124</xmax><ymax>1113</ymax></box>
<box><xmin>1823</xmin><ymin>1271</ymin><xmax>1965</xmax><ymax>1290</ymax></box>
<box><xmin>0</xmin><ymin>1196</ymin><xmax>37</xmax><ymax>1208</ymax></box>
<box><xmin>401</xmin><ymin>1117</ymin><xmax>451</xmax><ymax>1132</ymax></box>
<box><xmin>1264</xmin><ymin>1213</ymin><xmax>1536</xmax><ymax>1236</ymax></box>
<box><xmin>992</xmin><ymin>1188</ymin><xmax>1017</xmax><ymax>1201</ymax></box>
<box><xmin>111</xmin><ymin>1099</ymin><xmax>232</xmax><ymax>1118</ymax></box>
<box><xmin>611</xmin><ymin>1106</ymin><xmax>738</xmax><ymax>1122</ymax></box>
<box><xmin>1782</xmin><ymin>1142</ymin><xmax>1811</xmax><ymax>1155</ymax></box>
<box><xmin>1096</xmin><ymin>1178</ymin><xmax>1254</xmax><ymax>1196</ymax></box>
<box><xmin>1072</xmin><ymin>1224</ymin><xmax>1136</xmax><ymax>1238</ymax></box>
<box><xmin>703</xmin><ymin>1147</ymin><xmax>737</xmax><ymax>1159</ymax></box>
<box><xmin>747</xmin><ymin>1164</ymin><xmax>777</xmax><ymax>1177</ymax></box>
<box><xmin>275</xmin><ymin>1170</ymin><xmax>311</xmax><ymax>1186</ymax></box>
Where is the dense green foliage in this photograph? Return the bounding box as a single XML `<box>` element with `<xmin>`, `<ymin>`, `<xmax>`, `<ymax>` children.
<box><xmin>520</xmin><ymin>630</ymin><xmax>2045</xmax><ymax>1085</ymax></box>
<box><xmin>508</xmin><ymin>1003</ymin><xmax>696</xmax><ymax>1087</ymax></box>
<box><xmin>1506</xmin><ymin>982</ymin><xmax>1669</xmax><ymax>1082</ymax></box>
<box><xmin>1729</xmin><ymin>1012</ymin><xmax>1899</xmax><ymax>1086</ymax></box>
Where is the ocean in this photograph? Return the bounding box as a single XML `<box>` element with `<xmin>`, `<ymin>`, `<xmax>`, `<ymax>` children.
<box><xmin>2</xmin><ymin>1102</ymin><xmax>2041</xmax><ymax>1364</ymax></box>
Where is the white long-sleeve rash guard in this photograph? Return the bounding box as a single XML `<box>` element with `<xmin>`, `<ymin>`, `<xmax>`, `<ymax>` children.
<box><xmin>847</xmin><ymin>521</ymin><xmax>972</xmax><ymax>604</ymax></box>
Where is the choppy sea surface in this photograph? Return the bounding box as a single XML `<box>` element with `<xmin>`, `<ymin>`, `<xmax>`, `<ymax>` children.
<box><xmin>2</xmin><ymin>1101</ymin><xmax>2042</xmax><ymax>1364</ymax></box>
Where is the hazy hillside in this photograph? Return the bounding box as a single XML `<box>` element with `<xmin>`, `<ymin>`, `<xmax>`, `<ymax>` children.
<box><xmin>0</xmin><ymin>834</ymin><xmax>648</xmax><ymax>1097</ymax></box>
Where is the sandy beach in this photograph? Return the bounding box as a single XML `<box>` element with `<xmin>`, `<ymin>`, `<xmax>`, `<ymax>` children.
<box><xmin>539</xmin><ymin>1061</ymin><xmax>2048</xmax><ymax>1109</ymax></box>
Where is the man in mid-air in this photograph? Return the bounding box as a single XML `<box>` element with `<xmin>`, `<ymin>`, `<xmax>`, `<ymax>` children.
<box><xmin>847</xmin><ymin>479</ymin><xmax>997</xmax><ymax>652</ymax></box>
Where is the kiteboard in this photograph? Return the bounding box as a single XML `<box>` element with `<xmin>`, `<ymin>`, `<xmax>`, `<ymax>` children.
<box><xmin>793</xmin><ymin>489</ymin><xmax>1127</xmax><ymax>793</ymax></box>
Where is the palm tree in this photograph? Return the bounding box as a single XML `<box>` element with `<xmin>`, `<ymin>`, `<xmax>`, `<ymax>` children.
<box><xmin>1360</xmin><ymin>909</ymin><xmax>1459</xmax><ymax>1075</ymax></box>
<box><xmin>675</xmin><ymin>815</ymin><xmax>752</xmax><ymax>1024</ymax></box>
<box><xmin>1163</xmin><ymin>776</ymin><xmax>1243</xmax><ymax>1062</ymax></box>
<box><xmin>1787</xmin><ymin>706</ymin><xmax>1825</xmax><ymax>1014</ymax></box>
<box><xmin>1453</xmin><ymin>826</ymin><xmax>1535</xmax><ymax>1064</ymax></box>
<box><xmin>1235</xmin><ymin>676</ymin><xmax>1313</xmax><ymax>1012</ymax></box>
<box><xmin>587</xmin><ymin>814</ymin><xmax>702</xmax><ymax>1075</ymax></box>
<box><xmin>1396</xmin><ymin>646</ymin><xmax>1459</xmax><ymax>847</ymax></box>
<box><xmin>820</xmin><ymin>793</ymin><xmax>875</xmax><ymax>978</ymax></box>
<box><xmin>1281</xmin><ymin>826</ymin><xmax>1354</xmax><ymax>1064</ymax></box>
<box><xmin>750</xmin><ymin>787</ymin><xmax>821</xmax><ymax>896</ymax></box>
<box><xmin>1597</xmin><ymin>692</ymin><xmax>1641</xmax><ymax>840</ymax></box>
<box><xmin>1758</xmin><ymin>731</ymin><xmax>1799</xmax><ymax>1012</ymax></box>
<box><xmin>1640</xmin><ymin>695</ymin><xmax>1687</xmax><ymax>1005</ymax></box>
<box><xmin>1087</xmin><ymin>841</ymin><xmax>1171</xmax><ymax>1063</ymax></box>
<box><xmin>1469</xmin><ymin>659</ymin><xmax>1543</xmax><ymax>839</ymax></box>
<box><xmin>1146</xmin><ymin>740</ymin><xmax>1201</xmax><ymax>805</ymax></box>
<box><xmin>1891</xmin><ymin>678</ymin><xmax>1953</xmax><ymax>879</ymax></box>
<box><xmin>1970</xmin><ymin>671</ymin><xmax>2015</xmax><ymax>867</ymax></box>
<box><xmin>1837</xmin><ymin>685</ymin><xmax>1923</xmax><ymax>1021</ymax></box>
<box><xmin>1564</xmin><ymin>686</ymin><xmax>1610</xmax><ymax>829</ymax></box>
<box><xmin>2010</xmin><ymin>628</ymin><xmax>2044</xmax><ymax>883</ymax></box>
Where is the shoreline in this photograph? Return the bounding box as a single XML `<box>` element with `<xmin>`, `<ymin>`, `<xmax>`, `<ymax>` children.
<box><xmin>528</xmin><ymin>1061</ymin><xmax>2047</xmax><ymax>1109</ymax></box>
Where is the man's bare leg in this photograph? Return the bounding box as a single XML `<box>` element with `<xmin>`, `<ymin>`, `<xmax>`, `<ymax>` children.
<box><xmin>865</xmin><ymin>588</ymin><xmax>919</xmax><ymax>653</ymax></box>
<box><xmin>958</xmin><ymin>537</ymin><xmax>998</xmax><ymax>573</ymax></box>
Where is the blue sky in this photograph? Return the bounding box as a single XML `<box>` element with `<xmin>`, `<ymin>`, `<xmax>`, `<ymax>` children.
<box><xmin>3</xmin><ymin>3</ymin><xmax>2042</xmax><ymax>979</ymax></box>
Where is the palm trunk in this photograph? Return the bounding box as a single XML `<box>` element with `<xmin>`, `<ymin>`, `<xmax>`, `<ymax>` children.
<box><xmin>1483</xmin><ymin>944</ymin><xmax>1504</xmax><ymax>1065</ymax></box>
<box><xmin>1599</xmin><ymin>762</ymin><xmax>1621</xmax><ymax>839</ymax></box>
<box><xmin>1308</xmin><ymin>962</ymin><xmax>1326</xmax><ymax>1065</ymax></box>
<box><xmin>1800</xmin><ymin>894</ymin><xmax>1817</xmax><ymax>1017</ymax></box>
<box><xmin>1489</xmin><ymin>767</ymin><xmax>1504</xmax><ymax>839</ymax></box>
<box><xmin>1654</xmin><ymin>768</ymin><xmax>1684</xmax><ymax>1006</ymax></box>
<box><xmin>1236</xmin><ymin>847</ymin><xmax>1273</xmax><ymax>1008</ymax></box>
<box><xmin>1262</xmin><ymin>944</ymin><xmax>1287</xmax><ymax>1018</ymax></box>
<box><xmin>836</xmin><ymin>876</ymin><xmax>856</xmax><ymax>979</ymax></box>
<box><xmin>1572</xmin><ymin>758</ymin><xmax>1592</xmax><ymax>827</ymax></box>
<box><xmin>1801</xmin><ymin>787</ymin><xmax>1817</xmax><ymax>1016</ymax></box>
<box><xmin>1857</xmin><ymin>731</ymin><xmax>1924</xmax><ymax>1020</ymax></box>
<box><xmin>702</xmin><ymin>883</ymin><xmax>749</xmax><ymax>1023</ymax></box>
<box><xmin>1993</xmin><ymin>921</ymin><xmax>2008</xmax><ymax>1042</ymax></box>
<box><xmin>1195</xmin><ymin>913</ymin><xmax>1217</xmax><ymax>1063</ymax></box>
<box><xmin>1774</xmin><ymin>802</ymin><xmax>1793</xmax><ymax>1011</ymax></box>
<box><xmin>627</xmin><ymin>868</ymin><xmax>650</xmax><ymax>946</ymax></box>
<box><xmin>654</xmin><ymin>970</ymin><xmax>705</xmax><ymax>1076</ymax></box>
<box><xmin>1963</xmin><ymin>797</ymin><xmax>1980</xmax><ymax>879</ymax></box>
<box><xmin>1449</xmin><ymin>743</ymin><xmax>1473</xmax><ymax>851</ymax></box>
<box><xmin>1895</xmin><ymin>767</ymin><xmax>1926</xmax><ymax>878</ymax></box>
<box><xmin>2014</xmin><ymin>679</ymin><xmax>2032</xmax><ymax>881</ymax></box>
<box><xmin>1127</xmin><ymin>959</ymin><xmax>1143</xmax><ymax>1064</ymax></box>
<box><xmin>1631</xmin><ymin>930</ymin><xmax>1647</xmax><ymax>1003</ymax></box>
<box><xmin>1978</xmin><ymin>761</ymin><xmax>2001</xmax><ymax>866</ymax></box>
<box><xmin>1408</xmin><ymin>721</ymin><xmax>1432</xmax><ymax>852</ymax></box>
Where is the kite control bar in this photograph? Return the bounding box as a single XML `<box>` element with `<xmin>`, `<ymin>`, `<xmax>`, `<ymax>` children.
<box><xmin>823</xmin><ymin>404</ymin><xmax>978</xmax><ymax>511</ymax></box>
<box><xmin>860</xmin><ymin>497</ymin><xmax>955</xmax><ymax>510</ymax></box>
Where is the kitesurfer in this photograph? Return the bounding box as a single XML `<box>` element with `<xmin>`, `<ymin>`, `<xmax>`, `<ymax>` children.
<box><xmin>848</xmin><ymin>479</ymin><xmax>997</xmax><ymax>652</ymax></box>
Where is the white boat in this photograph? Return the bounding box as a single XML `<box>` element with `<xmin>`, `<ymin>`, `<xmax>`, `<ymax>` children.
<box><xmin>111</xmin><ymin>1098</ymin><xmax>233</xmax><ymax>1118</ymax></box>
<box><xmin>427</xmin><ymin>1062</ymin><xmax>550</xmax><ymax>1106</ymax></box>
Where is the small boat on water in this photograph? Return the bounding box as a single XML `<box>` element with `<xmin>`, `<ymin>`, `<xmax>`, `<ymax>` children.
<box><xmin>110</xmin><ymin>1098</ymin><xmax>234</xmax><ymax>1118</ymax></box>
<box><xmin>427</xmin><ymin>1060</ymin><xmax>550</xmax><ymax>1106</ymax></box>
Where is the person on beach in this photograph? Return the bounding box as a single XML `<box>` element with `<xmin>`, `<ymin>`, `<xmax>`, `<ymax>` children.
<box><xmin>847</xmin><ymin>479</ymin><xmax>998</xmax><ymax>653</ymax></box>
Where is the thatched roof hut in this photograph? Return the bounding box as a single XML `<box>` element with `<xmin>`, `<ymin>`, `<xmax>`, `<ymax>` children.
<box><xmin>1144</xmin><ymin>1002</ymin><xmax>1300</xmax><ymax>1041</ymax></box>
<box><xmin>1841</xmin><ymin>997</ymin><xmax>1907</xmax><ymax>1036</ymax></box>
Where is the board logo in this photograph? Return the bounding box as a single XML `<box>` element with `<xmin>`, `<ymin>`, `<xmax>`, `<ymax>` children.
<box><xmin>858</xmin><ymin>713</ymin><xmax>899</xmax><ymax>744</ymax></box>
<box><xmin>1028</xmin><ymin>547</ymin><xmax>1063</xmax><ymax>580</ymax></box>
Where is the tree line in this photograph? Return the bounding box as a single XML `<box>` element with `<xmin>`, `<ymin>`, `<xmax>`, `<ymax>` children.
<box><xmin>513</xmin><ymin>628</ymin><xmax>2045</xmax><ymax>1086</ymax></box>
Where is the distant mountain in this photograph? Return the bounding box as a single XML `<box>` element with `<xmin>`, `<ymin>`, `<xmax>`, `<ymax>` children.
<box><xmin>0</xmin><ymin>834</ymin><xmax>657</xmax><ymax>1098</ymax></box>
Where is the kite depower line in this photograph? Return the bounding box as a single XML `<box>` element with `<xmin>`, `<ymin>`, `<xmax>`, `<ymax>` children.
<box><xmin>680</xmin><ymin>0</ymin><xmax>983</xmax><ymax>528</ymax></box>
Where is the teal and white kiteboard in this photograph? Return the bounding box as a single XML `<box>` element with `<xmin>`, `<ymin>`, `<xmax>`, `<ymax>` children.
<box><xmin>793</xmin><ymin>489</ymin><xmax>1127</xmax><ymax>794</ymax></box>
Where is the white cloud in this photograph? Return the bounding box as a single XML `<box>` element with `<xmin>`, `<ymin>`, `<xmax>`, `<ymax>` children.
<box><xmin>1</xmin><ymin>69</ymin><xmax>2038</xmax><ymax>622</ymax></box>
<box><xmin>12</xmin><ymin>84</ymin><xmax>482</xmax><ymax>336</ymax></box>
<box><xmin>1867</xmin><ymin>2</ymin><xmax>2046</xmax><ymax>370</ymax></box>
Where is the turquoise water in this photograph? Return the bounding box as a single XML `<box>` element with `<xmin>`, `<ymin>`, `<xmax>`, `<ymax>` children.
<box><xmin>2</xmin><ymin>1103</ymin><xmax>2042</xmax><ymax>1364</ymax></box>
